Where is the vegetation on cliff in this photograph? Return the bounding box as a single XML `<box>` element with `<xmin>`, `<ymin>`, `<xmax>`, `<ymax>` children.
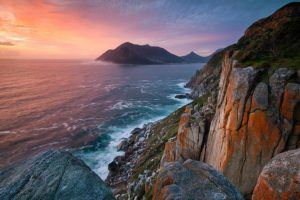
<box><xmin>235</xmin><ymin>2</ymin><xmax>300</xmax><ymax>69</ymax></box>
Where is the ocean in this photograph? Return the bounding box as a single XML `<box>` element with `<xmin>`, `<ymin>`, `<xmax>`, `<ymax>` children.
<box><xmin>0</xmin><ymin>59</ymin><xmax>201</xmax><ymax>179</ymax></box>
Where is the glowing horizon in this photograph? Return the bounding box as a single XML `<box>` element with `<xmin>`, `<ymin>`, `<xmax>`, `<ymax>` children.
<box><xmin>0</xmin><ymin>0</ymin><xmax>294</xmax><ymax>59</ymax></box>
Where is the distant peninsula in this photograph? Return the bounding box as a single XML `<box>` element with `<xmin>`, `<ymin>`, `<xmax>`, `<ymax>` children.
<box><xmin>96</xmin><ymin>42</ymin><xmax>209</xmax><ymax>64</ymax></box>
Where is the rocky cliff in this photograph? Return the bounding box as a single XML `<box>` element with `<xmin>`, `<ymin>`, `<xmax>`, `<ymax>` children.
<box><xmin>106</xmin><ymin>3</ymin><xmax>300</xmax><ymax>199</ymax></box>
<box><xmin>204</xmin><ymin>52</ymin><xmax>299</xmax><ymax>196</ymax></box>
<box><xmin>158</xmin><ymin>2</ymin><xmax>300</xmax><ymax>199</ymax></box>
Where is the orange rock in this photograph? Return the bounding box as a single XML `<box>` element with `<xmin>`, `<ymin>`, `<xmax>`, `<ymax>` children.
<box><xmin>252</xmin><ymin>149</ymin><xmax>300</xmax><ymax>200</ymax></box>
<box><xmin>160</xmin><ymin>137</ymin><xmax>176</xmax><ymax>166</ymax></box>
<box><xmin>204</xmin><ymin>52</ymin><xmax>300</xmax><ymax>196</ymax></box>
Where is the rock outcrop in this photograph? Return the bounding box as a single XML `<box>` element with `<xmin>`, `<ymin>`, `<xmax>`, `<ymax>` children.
<box><xmin>161</xmin><ymin>105</ymin><xmax>209</xmax><ymax>166</ymax></box>
<box><xmin>160</xmin><ymin>37</ymin><xmax>299</xmax><ymax>199</ymax></box>
<box><xmin>166</xmin><ymin>3</ymin><xmax>300</xmax><ymax>197</ymax></box>
<box><xmin>153</xmin><ymin>159</ymin><xmax>243</xmax><ymax>200</ymax></box>
<box><xmin>0</xmin><ymin>150</ymin><xmax>114</xmax><ymax>200</ymax></box>
<box><xmin>252</xmin><ymin>149</ymin><xmax>300</xmax><ymax>200</ymax></box>
<box><xmin>204</xmin><ymin>51</ymin><xmax>300</xmax><ymax>195</ymax></box>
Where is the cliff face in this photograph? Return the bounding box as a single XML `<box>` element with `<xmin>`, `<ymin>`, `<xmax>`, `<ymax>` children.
<box><xmin>161</xmin><ymin>51</ymin><xmax>300</xmax><ymax>196</ymax></box>
<box><xmin>156</xmin><ymin>2</ymin><xmax>300</xmax><ymax>199</ymax></box>
<box><xmin>204</xmin><ymin>52</ymin><xmax>299</xmax><ymax>195</ymax></box>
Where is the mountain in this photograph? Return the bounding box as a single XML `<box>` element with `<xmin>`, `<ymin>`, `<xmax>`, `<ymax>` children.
<box><xmin>96</xmin><ymin>42</ymin><xmax>185</xmax><ymax>64</ymax></box>
<box><xmin>181</xmin><ymin>51</ymin><xmax>209</xmax><ymax>63</ymax></box>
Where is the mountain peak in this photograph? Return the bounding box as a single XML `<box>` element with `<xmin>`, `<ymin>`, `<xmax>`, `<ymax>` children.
<box><xmin>189</xmin><ymin>51</ymin><xmax>197</xmax><ymax>55</ymax></box>
<box><xmin>96</xmin><ymin>42</ymin><xmax>185</xmax><ymax>64</ymax></box>
<box><xmin>181</xmin><ymin>51</ymin><xmax>209</xmax><ymax>63</ymax></box>
<box><xmin>119</xmin><ymin>42</ymin><xmax>134</xmax><ymax>47</ymax></box>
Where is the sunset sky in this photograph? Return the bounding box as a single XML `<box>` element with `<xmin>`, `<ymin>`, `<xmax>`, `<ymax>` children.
<box><xmin>0</xmin><ymin>0</ymin><xmax>294</xmax><ymax>59</ymax></box>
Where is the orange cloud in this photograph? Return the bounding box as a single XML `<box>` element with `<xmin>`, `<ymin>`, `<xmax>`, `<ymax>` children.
<box><xmin>0</xmin><ymin>1</ymin><xmax>123</xmax><ymax>59</ymax></box>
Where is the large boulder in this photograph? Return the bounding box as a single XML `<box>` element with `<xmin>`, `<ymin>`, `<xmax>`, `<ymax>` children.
<box><xmin>0</xmin><ymin>150</ymin><xmax>115</xmax><ymax>200</ymax></box>
<box><xmin>252</xmin><ymin>149</ymin><xmax>300</xmax><ymax>200</ymax></box>
<box><xmin>153</xmin><ymin>159</ymin><xmax>243</xmax><ymax>200</ymax></box>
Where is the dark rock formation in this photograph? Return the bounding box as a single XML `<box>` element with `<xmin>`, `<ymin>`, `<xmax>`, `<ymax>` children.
<box><xmin>252</xmin><ymin>149</ymin><xmax>300</xmax><ymax>200</ymax></box>
<box><xmin>174</xmin><ymin>93</ymin><xmax>191</xmax><ymax>99</ymax></box>
<box><xmin>96</xmin><ymin>42</ymin><xmax>185</xmax><ymax>65</ymax></box>
<box><xmin>0</xmin><ymin>150</ymin><xmax>114</xmax><ymax>200</ymax></box>
<box><xmin>153</xmin><ymin>160</ymin><xmax>243</xmax><ymax>200</ymax></box>
<box><xmin>181</xmin><ymin>51</ymin><xmax>209</xmax><ymax>63</ymax></box>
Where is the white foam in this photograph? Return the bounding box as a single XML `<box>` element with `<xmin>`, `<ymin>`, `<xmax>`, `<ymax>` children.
<box><xmin>78</xmin><ymin>81</ymin><xmax>192</xmax><ymax>180</ymax></box>
<box><xmin>104</xmin><ymin>84</ymin><xmax>119</xmax><ymax>92</ymax></box>
<box><xmin>110</xmin><ymin>101</ymin><xmax>133</xmax><ymax>110</ymax></box>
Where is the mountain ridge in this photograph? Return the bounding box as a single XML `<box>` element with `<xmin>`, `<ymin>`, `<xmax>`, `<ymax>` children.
<box><xmin>96</xmin><ymin>42</ymin><xmax>185</xmax><ymax>64</ymax></box>
<box><xmin>96</xmin><ymin>42</ymin><xmax>210</xmax><ymax>64</ymax></box>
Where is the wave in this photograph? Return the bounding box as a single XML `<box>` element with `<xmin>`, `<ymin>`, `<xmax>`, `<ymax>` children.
<box><xmin>76</xmin><ymin>80</ymin><xmax>192</xmax><ymax>179</ymax></box>
<box><xmin>110</xmin><ymin>101</ymin><xmax>134</xmax><ymax>110</ymax></box>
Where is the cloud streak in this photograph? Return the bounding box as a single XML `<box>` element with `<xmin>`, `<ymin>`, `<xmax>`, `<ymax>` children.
<box><xmin>0</xmin><ymin>41</ymin><xmax>14</xmax><ymax>46</ymax></box>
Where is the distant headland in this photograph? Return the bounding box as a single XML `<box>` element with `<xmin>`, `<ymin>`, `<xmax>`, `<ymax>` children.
<box><xmin>96</xmin><ymin>42</ymin><xmax>210</xmax><ymax>64</ymax></box>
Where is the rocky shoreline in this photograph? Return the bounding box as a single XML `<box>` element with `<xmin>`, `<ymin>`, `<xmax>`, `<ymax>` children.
<box><xmin>106</xmin><ymin>3</ymin><xmax>300</xmax><ymax>199</ymax></box>
<box><xmin>106</xmin><ymin>123</ymin><xmax>156</xmax><ymax>199</ymax></box>
<box><xmin>0</xmin><ymin>2</ymin><xmax>299</xmax><ymax>200</ymax></box>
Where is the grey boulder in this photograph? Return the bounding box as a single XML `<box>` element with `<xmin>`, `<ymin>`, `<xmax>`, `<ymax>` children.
<box><xmin>0</xmin><ymin>150</ymin><xmax>115</xmax><ymax>200</ymax></box>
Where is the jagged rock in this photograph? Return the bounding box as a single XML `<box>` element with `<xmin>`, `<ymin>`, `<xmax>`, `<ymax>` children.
<box><xmin>269</xmin><ymin>68</ymin><xmax>295</xmax><ymax>108</ymax></box>
<box><xmin>0</xmin><ymin>150</ymin><xmax>114</xmax><ymax>200</ymax></box>
<box><xmin>252</xmin><ymin>149</ymin><xmax>300</xmax><ymax>200</ymax></box>
<box><xmin>160</xmin><ymin>106</ymin><xmax>207</xmax><ymax>166</ymax></box>
<box><xmin>251</xmin><ymin>82</ymin><xmax>269</xmax><ymax>111</ymax></box>
<box><xmin>117</xmin><ymin>139</ymin><xmax>130</xmax><ymax>151</ymax></box>
<box><xmin>153</xmin><ymin>160</ymin><xmax>244</xmax><ymax>200</ymax></box>
<box><xmin>108</xmin><ymin>161</ymin><xmax>119</xmax><ymax>174</ymax></box>
<box><xmin>203</xmin><ymin>49</ymin><xmax>300</xmax><ymax>196</ymax></box>
<box><xmin>281</xmin><ymin>83</ymin><xmax>300</xmax><ymax>150</ymax></box>
<box><xmin>160</xmin><ymin>137</ymin><xmax>177</xmax><ymax>167</ymax></box>
<box><xmin>175</xmin><ymin>93</ymin><xmax>191</xmax><ymax>99</ymax></box>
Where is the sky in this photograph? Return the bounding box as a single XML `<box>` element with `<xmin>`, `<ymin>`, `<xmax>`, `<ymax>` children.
<box><xmin>0</xmin><ymin>0</ymin><xmax>296</xmax><ymax>59</ymax></box>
